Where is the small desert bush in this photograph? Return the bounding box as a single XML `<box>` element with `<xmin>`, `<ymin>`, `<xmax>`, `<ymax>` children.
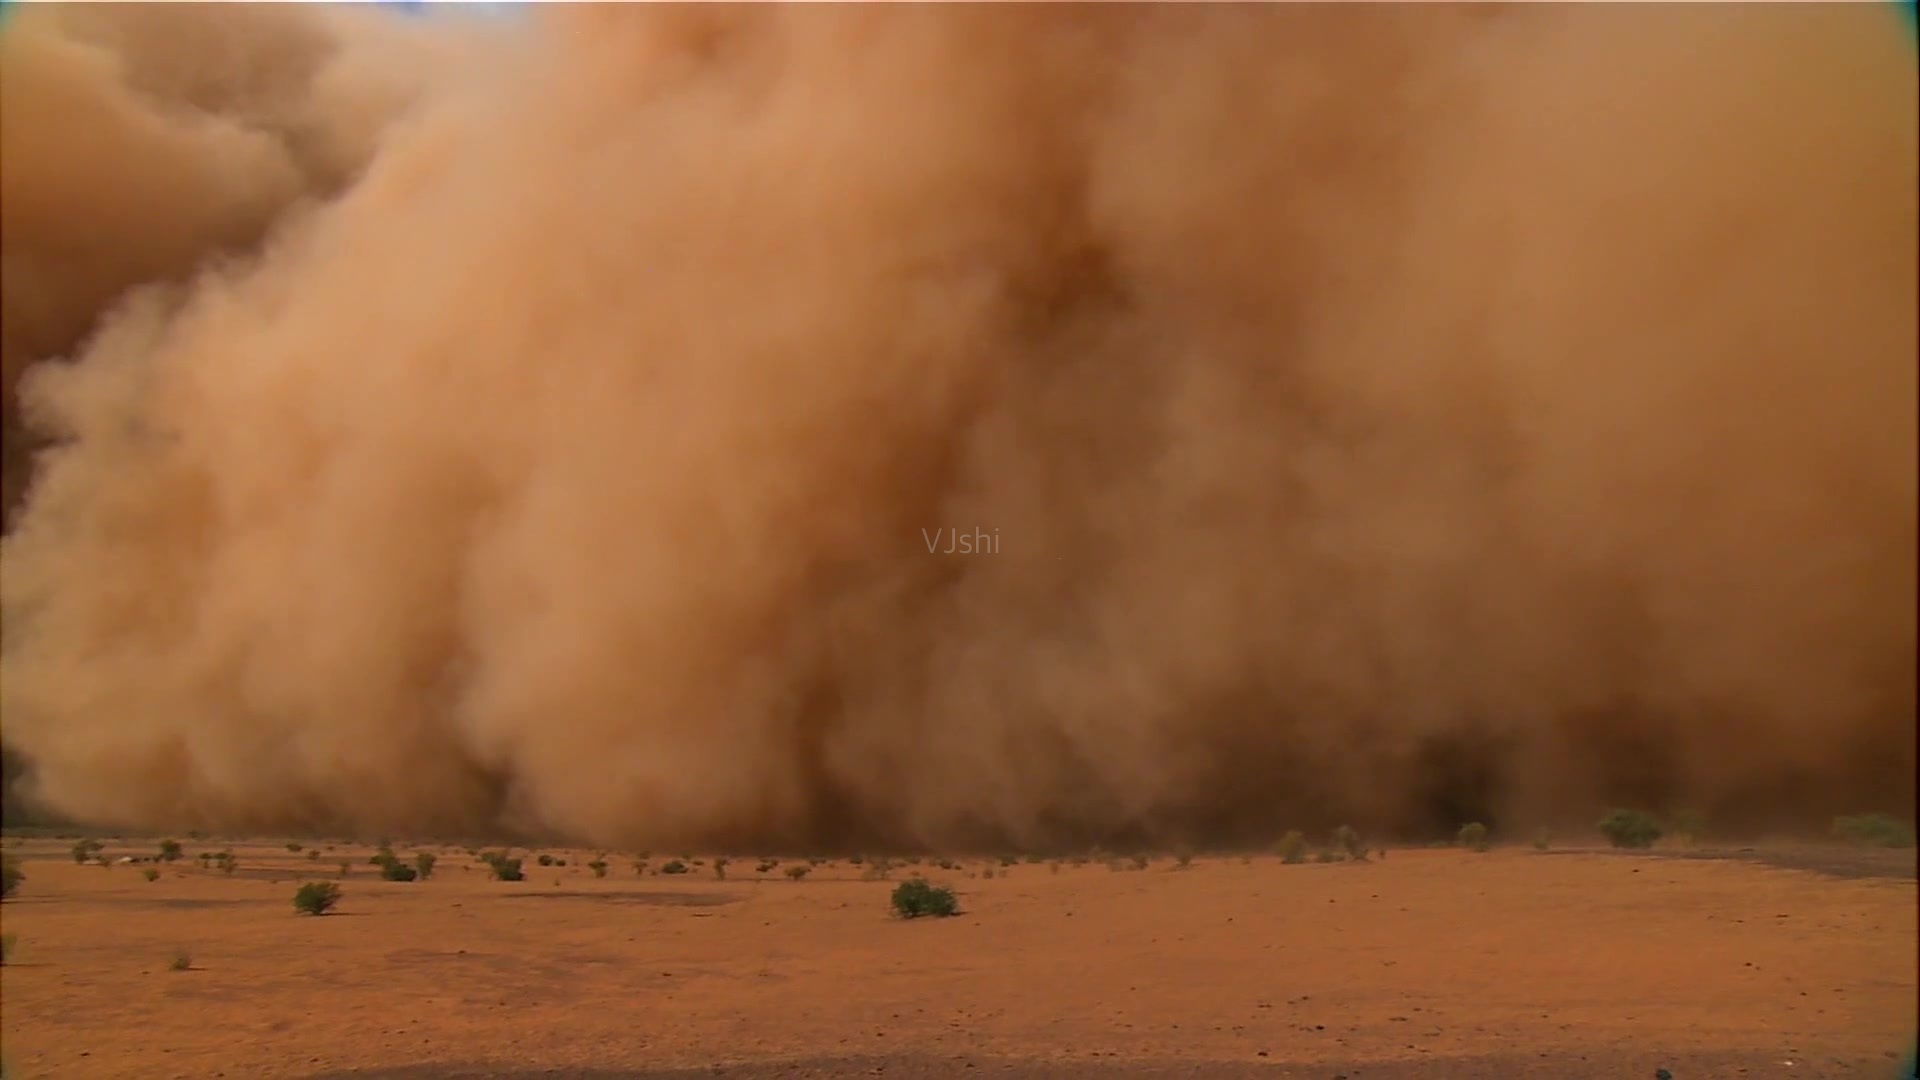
<box><xmin>1597</xmin><ymin>809</ymin><xmax>1662</xmax><ymax>850</ymax></box>
<box><xmin>158</xmin><ymin>839</ymin><xmax>183</xmax><ymax>862</ymax></box>
<box><xmin>307</xmin><ymin>849</ymin><xmax>321</xmax><ymax>861</ymax></box>
<box><xmin>1832</xmin><ymin>813</ymin><xmax>1917</xmax><ymax>849</ymax></box>
<box><xmin>755</xmin><ymin>859</ymin><xmax>777</xmax><ymax>875</ymax></box>
<box><xmin>588</xmin><ymin>859</ymin><xmax>609</xmax><ymax>878</ymax></box>
<box><xmin>286</xmin><ymin>842</ymin><xmax>303</xmax><ymax>853</ymax></box>
<box><xmin>784</xmin><ymin>864</ymin><xmax>810</xmax><ymax>881</ymax></box>
<box><xmin>1314</xmin><ymin>850</ymin><xmax>1337</xmax><ymax>863</ymax></box>
<box><xmin>294</xmin><ymin>881</ymin><xmax>342</xmax><ymax>915</ymax></box>
<box><xmin>215</xmin><ymin>851</ymin><xmax>237</xmax><ymax>875</ymax></box>
<box><xmin>484</xmin><ymin>854</ymin><xmax>524</xmax><ymax>882</ymax></box>
<box><xmin>378</xmin><ymin>860</ymin><xmax>418</xmax><ymax>882</ymax></box>
<box><xmin>169</xmin><ymin>950</ymin><xmax>192</xmax><ymax>972</ymax></box>
<box><xmin>0</xmin><ymin>933</ymin><xmax>14</xmax><ymax>965</ymax></box>
<box><xmin>536</xmin><ymin>853</ymin><xmax>555</xmax><ymax>867</ymax></box>
<box><xmin>633</xmin><ymin>860</ymin><xmax>650</xmax><ymax>877</ymax></box>
<box><xmin>143</xmin><ymin>868</ymin><xmax>161</xmax><ymax>883</ymax></box>
<box><xmin>337</xmin><ymin>860</ymin><xmax>352</xmax><ymax>879</ymax></box>
<box><xmin>890</xmin><ymin>879</ymin><xmax>959</xmax><ymax>919</ymax></box>
<box><xmin>1276</xmin><ymin>831</ymin><xmax>1307</xmax><ymax>864</ymax></box>
<box><xmin>998</xmin><ymin>854</ymin><xmax>1017</xmax><ymax>867</ymax></box>
<box><xmin>1457</xmin><ymin>822</ymin><xmax>1490</xmax><ymax>852</ymax></box>
<box><xmin>935</xmin><ymin>858</ymin><xmax>958</xmax><ymax>871</ymax></box>
<box><xmin>1532</xmin><ymin>828</ymin><xmax>1552</xmax><ymax>851</ymax></box>
<box><xmin>70</xmin><ymin>839</ymin><xmax>103</xmax><ymax>864</ymax></box>
<box><xmin>659</xmin><ymin>859</ymin><xmax>689</xmax><ymax>875</ymax></box>
<box><xmin>414</xmin><ymin>853</ymin><xmax>436</xmax><ymax>880</ymax></box>
<box><xmin>709</xmin><ymin>858</ymin><xmax>726</xmax><ymax>880</ymax></box>
<box><xmin>1331</xmin><ymin>825</ymin><xmax>1367</xmax><ymax>861</ymax></box>
<box><xmin>849</xmin><ymin>853</ymin><xmax>866</xmax><ymax>865</ymax></box>
<box><xmin>1130</xmin><ymin>854</ymin><xmax>1150</xmax><ymax>871</ymax></box>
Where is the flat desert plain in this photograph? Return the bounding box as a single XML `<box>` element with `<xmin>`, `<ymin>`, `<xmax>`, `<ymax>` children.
<box><xmin>0</xmin><ymin>837</ymin><xmax>1914</xmax><ymax>1080</ymax></box>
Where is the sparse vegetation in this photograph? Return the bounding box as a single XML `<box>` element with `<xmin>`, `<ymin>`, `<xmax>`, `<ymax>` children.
<box><xmin>1276</xmin><ymin>831</ymin><xmax>1307</xmax><ymax>865</ymax></box>
<box><xmin>481</xmin><ymin>853</ymin><xmax>524</xmax><ymax>882</ymax></box>
<box><xmin>1130</xmin><ymin>854</ymin><xmax>1150</xmax><ymax>871</ymax></box>
<box><xmin>998</xmin><ymin>854</ymin><xmax>1017</xmax><ymax>867</ymax></box>
<box><xmin>169</xmin><ymin>949</ymin><xmax>192</xmax><ymax>972</ymax></box>
<box><xmin>143</xmin><ymin>868</ymin><xmax>161</xmax><ymax>883</ymax></box>
<box><xmin>337</xmin><ymin>860</ymin><xmax>352</xmax><ymax>878</ymax></box>
<box><xmin>1332</xmin><ymin>825</ymin><xmax>1367</xmax><ymax>861</ymax></box>
<box><xmin>890</xmin><ymin>878</ymin><xmax>959</xmax><ymax>919</ymax></box>
<box><xmin>294</xmin><ymin>881</ymin><xmax>342</xmax><ymax>915</ymax></box>
<box><xmin>1832</xmin><ymin>813</ymin><xmax>1917</xmax><ymax>849</ymax></box>
<box><xmin>1532</xmin><ymin>828</ymin><xmax>1552</xmax><ymax>851</ymax></box>
<box><xmin>158</xmin><ymin>839</ymin><xmax>183</xmax><ymax>862</ymax></box>
<box><xmin>1597</xmin><ymin>809</ymin><xmax>1662</xmax><ymax>850</ymax></box>
<box><xmin>1457</xmin><ymin>822</ymin><xmax>1491</xmax><ymax>852</ymax></box>
<box><xmin>1314</xmin><ymin>850</ymin><xmax>1337</xmax><ymax>864</ymax></box>
<box><xmin>709</xmin><ymin>857</ymin><xmax>727</xmax><ymax>880</ymax></box>
<box><xmin>414</xmin><ymin>852</ymin><xmax>436</xmax><ymax>880</ymax></box>
<box><xmin>659</xmin><ymin>859</ymin><xmax>689</xmax><ymax>875</ymax></box>
<box><xmin>588</xmin><ymin>859</ymin><xmax>609</xmax><ymax>878</ymax></box>
<box><xmin>784</xmin><ymin>864</ymin><xmax>810</xmax><ymax>882</ymax></box>
<box><xmin>536</xmin><ymin>853</ymin><xmax>555</xmax><ymax>867</ymax></box>
<box><xmin>378</xmin><ymin>860</ymin><xmax>418</xmax><ymax>882</ymax></box>
<box><xmin>2</xmin><ymin>857</ymin><xmax>22</xmax><ymax>899</ymax></box>
<box><xmin>307</xmin><ymin>850</ymin><xmax>321</xmax><ymax>861</ymax></box>
<box><xmin>755</xmin><ymin>859</ymin><xmax>777</xmax><ymax>875</ymax></box>
<box><xmin>286</xmin><ymin>842</ymin><xmax>303</xmax><ymax>852</ymax></box>
<box><xmin>70</xmin><ymin>839</ymin><xmax>103</xmax><ymax>864</ymax></box>
<box><xmin>1</xmin><ymin>933</ymin><xmax>15</xmax><ymax>964</ymax></box>
<box><xmin>633</xmin><ymin>861</ymin><xmax>650</xmax><ymax>877</ymax></box>
<box><xmin>214</xmin><ymin>850</ymin><xmax>237</xmax><ymax>875</ymax></box>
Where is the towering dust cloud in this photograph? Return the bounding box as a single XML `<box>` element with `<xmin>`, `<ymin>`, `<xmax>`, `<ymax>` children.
<box><xmin>1</xmin><ymin>4</ymin><xmax>1914</xmax><ymax>850</ymax></box>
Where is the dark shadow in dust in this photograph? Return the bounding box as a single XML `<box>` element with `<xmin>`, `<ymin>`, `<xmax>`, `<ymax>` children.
<box><xmin>1533</xmin><ymin>843</ymin><xmax>1918</xmax><ymax>881</ymax></box>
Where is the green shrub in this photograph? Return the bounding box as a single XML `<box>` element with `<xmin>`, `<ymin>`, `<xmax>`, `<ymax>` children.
<box><xmin>0</xmin><ymin>933</ymin><xmax>14</xmax><ymax>964</ymax></box>
<box><xmin>158</xmin><ymin>839</ymin><xmax>183</xmax><ymax>862</ymax></box>
<box><xmin>1597</xmin><ymin>809</ymin><xmax>1662</xmax><ymax>850</ymax></box>
<box><xmin>143</xmin><ymin>868</ymin><xmax>161</xmax><ymax>883</ymax></box>
<box><xmin>1457</xmin><ymin>822</ymin><xmax>1490</xmax><ymax>852</ymax></box>
<box><xmin>784</xmin><ymin>864</ymin><xmax>810</xmax><ymax>881</ymax></box>
<box><xmin>379</xmin><ymin>860</ymin><xmax>418</xmax><ymax>882</ymax></box>
<box><xmin>1276</xmin><ymin>830</ymin><xmax>1307</xmax><ymax>864</ymax></box>
<box><xmin>487</xmin><ymin>856</ymin><xmax>524</xmax><ymax>882</ymax></box>
<box><xmin>633</xmin><ymin>861</ymin><xmax>650</xmax><ymax>877</ymax></box>
<box><xmin>935</xmin><ymin>858</ymin><xmax>958</xmax><ymax>871</ymax></box>
<box><xmin>1832</xmin><ymin>813</ymin><xmax>1917</xmax><ymax>849</ymax></box>
<box><xmin>294</xmin><ymin>881</ymin><xmax>342</xmax><ymax>915</ymax></box>
<box><xmin>755</xmin><ymin>859</ymin><xmax>777</xmax><ymax>874</ymax></box>
<box><xmin>307</xmin><ymin>849</ymin><xmax>321</xmax><ymax>861</ymax></box>
<box><xmin>214</xmin><ymin>851</ymin><xmax>238</xmax><ymax>875</ymax></box>
<box><xmin>536</xmin><ymin>854</ymin><xmax>554</xmax><ymax>867</ymax></box>
<box><xmin>1</xmin><ymin>857</ymin><xmax>21</xmax><ymax>900</ymax></box>
<box><xmin>70</xmin><ymin>839</ymin><xmax>103</xmax><ymax>864</ymax></box>
<box><xmin>414</xmin><ymin>853</ymin><xmax>436</xmax><ymax>880</ymax></box>
<box><xmin>588</xmin><ymin>859</ymin><xmax>609</xmax><ymax>879</ymax></box>
<box><xmin>659</xmin><ymin>859</ymin><xmax>689</xmax><ymax>875</ymax></box>
<box><xmin>286</xmin><ymin>842</ymin><xmax>303</xmax><ymax>853</ymax></box>
<box><xmin>709</xmin><ymin>858</ymin><xmax>727</xmax><ymax>880</ymax></box>
<box><xmin>890</xmin><ymin>879</ymin><xmax>959</xmax><ymax>919</ymax></box>
<box><xmin>1173</xmin><ymin>846</ymin><xmax>1195</xmax><ymax>869</ymax></box>
<box><xmin>998</xmin><ymin>854</ymin><xmax>1017</xmax><ymax>867</ymax></box>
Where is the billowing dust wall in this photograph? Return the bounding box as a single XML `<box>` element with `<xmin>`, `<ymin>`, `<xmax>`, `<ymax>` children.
<box><xmin>1</xmin><ymin>4</ymin><xmax>1914</xmax><ymax>849</ymax></box>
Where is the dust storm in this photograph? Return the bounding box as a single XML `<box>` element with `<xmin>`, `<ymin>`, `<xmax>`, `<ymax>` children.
<box><xmin>0</xmin><ymin>3</ymin><xmax>1913</xmax><ymax>852</ymax></box>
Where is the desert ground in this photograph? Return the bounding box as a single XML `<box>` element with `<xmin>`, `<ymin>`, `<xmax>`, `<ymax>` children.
<box><xmin>0</xmin><ymin>833</ymin><xmax>1913</xmax><ymax>1080</ymax></box>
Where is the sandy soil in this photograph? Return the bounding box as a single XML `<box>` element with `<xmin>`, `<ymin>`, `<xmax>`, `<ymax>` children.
<box><xmin>1</xmin><ymin>837</ymin><xmax>1913</xmax><ymax>1080</ymax></box>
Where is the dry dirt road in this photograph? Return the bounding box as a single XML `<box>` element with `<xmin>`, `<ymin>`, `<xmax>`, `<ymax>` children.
<box><xmin>1</xmin><ymin>837</ymin><xmax>1913</xmax><ymax>1079</ymax></box>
